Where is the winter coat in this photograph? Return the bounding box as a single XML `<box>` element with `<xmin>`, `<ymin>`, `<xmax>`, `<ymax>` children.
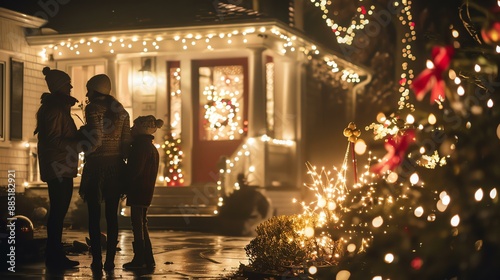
<box><xmin>35</xmin><ymin>92</ymin><xmax>81</xmax><ymax>182</ymax></box>
<box><xmin>79</xmin><ymin>94</ymin><xmax>131</xmax><ymax>201</ymax></box>
<box><xmin>126</xmin><ymin>134</ymin><xmax>159</xmax><ymax>207</ymax></box>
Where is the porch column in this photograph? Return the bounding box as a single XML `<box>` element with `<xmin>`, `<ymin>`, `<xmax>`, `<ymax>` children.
<box><xmin>247</xmin><ymin>47</ymin><xmax>267</xmax><ymax>137</ymax></box>
<box><xmin>180</xmin><ymin>57</ymin><xmax>193</xmax><ymax>186</ymax></box>
<box><xmin>295</xmin><ymin>60</ymin><xmax>307</xmax><ymax>189</ymax></box>
<box><xmin>247</xmin><ymin>47</ymin><xmax>266</xmax><ymax>188</ymax></box>
<box><xmin>105</xmin><ymin>55</ymin><xmax>118</xmax><ymax>96</ymax></box>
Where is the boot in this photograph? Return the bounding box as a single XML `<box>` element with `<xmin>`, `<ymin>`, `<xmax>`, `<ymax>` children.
<box><xmin>123</xmin><ymin>241</ymin><xmax>146</xmax><ymax>270</ymax></box>
<box><xmin>46</xmin><ymin>244</ymin><xmax>80</xmax><ymax>270</ymax></box>
<box><xmin>144</xmin><ymin>237</ymin><xmax>155</xmax><ymax>268</ymax></box>
<box><xmin>104</xmin><ymin>240</ymin><xmax>118</xmax><ymax>271</ymax></box>
<box><xmin>90</xmin><ymin>240</ymin><xmax>103</xmax><ymax>272</ymax></box>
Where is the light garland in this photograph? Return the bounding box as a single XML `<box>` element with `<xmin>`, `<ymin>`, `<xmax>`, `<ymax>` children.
<box><xmin>310</xmin><ymin>0</ymin><xmax>376</xmax><ymax>45</ymax></box>
<box><xmin>36</xmin><ymin>24</ymin><xmax>366</xmax><ymax>84</ymax></box>
<box><xmin>216</xmin><ymin>136</ymin><xmax>296</xmax><ymax>210</ymax></box>
<box><xmin>396</xmin><ymin>0</ymin><xmax>417</xmax><ymax>110</ymax></box>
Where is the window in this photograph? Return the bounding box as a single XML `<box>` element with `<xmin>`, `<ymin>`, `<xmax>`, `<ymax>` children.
<box><xmin>10</xmin><ymin>59</ymin><xmax>23</xmax><ymax>140</ymax></box>
<box><xmin>199</xmin><ymin>64</ymin><xmax>245</xmax><ymax>141</ymax></box>
<box><xmin>0</xmin><ymin>61</ymin><xmax>4</xmax><ymax>140</ymax></box>
<box><xmin>59</xmin><ymin>60</ymin><xmax>106</xmax><ymax>127</ymax></box>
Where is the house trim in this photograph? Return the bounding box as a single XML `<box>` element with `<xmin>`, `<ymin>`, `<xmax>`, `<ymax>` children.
<box><xmin>0</xmin><ymin>7</ymin><xmax>46</xmax><ymax>28</ymax></box>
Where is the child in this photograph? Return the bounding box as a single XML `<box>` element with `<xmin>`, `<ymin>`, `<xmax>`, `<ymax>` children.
<box><xmin>123</xmin><ymin>115</ymin><xmax>163</xmax><ymax>270</ymax></box>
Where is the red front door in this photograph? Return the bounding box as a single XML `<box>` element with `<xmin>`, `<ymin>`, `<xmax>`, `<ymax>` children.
<box><xmin>192</xmin><ymin>58</ymin><xmax>248</xmax><ymax>184</ymax></box>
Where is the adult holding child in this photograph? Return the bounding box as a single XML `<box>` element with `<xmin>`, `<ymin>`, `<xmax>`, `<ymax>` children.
<box><xmin>79</xmin><ymin>74</ymin><xmax>131</xmax><ymax>272</ymax></box>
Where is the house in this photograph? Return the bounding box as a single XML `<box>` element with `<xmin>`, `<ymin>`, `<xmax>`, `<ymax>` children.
<box><xmin>0</xmin><ymin>0</ymin><xmax>371</xmax><ymax>226</ymax></box>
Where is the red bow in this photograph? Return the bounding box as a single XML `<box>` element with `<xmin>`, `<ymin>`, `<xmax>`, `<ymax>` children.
<box><xmin>411</xmin><ymin>46</ymin><xmax>454</xmax><ymax>104</ymax></box>
<box><xmin>371</xmin><ymin>129</ymin><xmax>416</xmax><ymax>174</ymax></box>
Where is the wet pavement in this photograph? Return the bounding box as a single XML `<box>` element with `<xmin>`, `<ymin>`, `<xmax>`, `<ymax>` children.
<box><xmin>1</xmin><ymin>229</ymin><xmax>253</xmax><ymax>279</ymax></box>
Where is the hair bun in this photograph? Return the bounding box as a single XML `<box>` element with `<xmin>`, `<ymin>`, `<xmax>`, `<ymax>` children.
<box><xmin>155</xmin><ymin>119</ymin><xmax>164</xmax><ymax>128</ymax></box>
<box><xmin>42</xmin><ymin>66</ymin><xmax>51</xmax><ymax>76</ymax></box>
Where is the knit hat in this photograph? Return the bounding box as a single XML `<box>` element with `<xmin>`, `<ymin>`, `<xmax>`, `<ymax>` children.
<box><xmin>132</xmin><ymin>115</ymin><xmax>164</xmax><ymax>135</ymax></box>
<box><xmin>86</xmin><ymin>74</ymin><xmax>111</xmax><ymax>95</ymax></box>
<box><xmin>42</xmin><ymin>67</ymin><xmax>71</xmax><ymax>93</ymax></box>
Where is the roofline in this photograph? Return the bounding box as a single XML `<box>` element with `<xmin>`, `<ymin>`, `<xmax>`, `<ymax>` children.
<box><xmin>0</xmin><ymin>7</ymin><xmax>47</xmax><ymax>28</ymax></box>
<box><xmin>27</xmin><ymin>19</ymin><xmax>371</xmax><ymax>76</ymax></box>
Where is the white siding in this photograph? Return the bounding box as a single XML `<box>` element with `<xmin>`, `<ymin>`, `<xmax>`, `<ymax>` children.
<box><xmin>0</xmin><ymin>15</ymin><xmax>47</xmax><ymax>188</ymax></box>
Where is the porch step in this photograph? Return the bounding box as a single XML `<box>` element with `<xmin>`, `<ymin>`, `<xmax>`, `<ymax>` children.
<box><xmin>118</xmin><ymin>185</ymin><xmax>220</xmax><ymax>231</ymax></box>
<box><xmin>118</xmin><ymin>214</ymin><xmax>218</xmax><ymax>231</ymax></box>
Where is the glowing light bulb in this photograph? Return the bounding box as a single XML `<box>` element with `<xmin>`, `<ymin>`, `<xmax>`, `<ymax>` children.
<box><xmin>377</xmin><ymin>113</ymin><xmax>387</xmax><ymax>123</ymax></box>
<box><xmin>406</xmin><ymin>114</ymin><xmax>415</xmax><ymax>124</ymax></box>
<box><xmin>451</xmin><ymin>214</ymin><xmax>460</xmax><ymax>227</ymax></box>
<box><xmin>448</xmin><ymin>69</ymin><xmax>457</xmax><ymax>79</ymax></box>
<box><xmin>304</xmin><ymin>226</ymin><xmax>315</xmax><ymax>238</ymax></box>
<box><xmin>490</xmin><ymin>188</ymin><xmax>497</xmax><ymax>199</ymax></box>
<box><xmin>347</xmin><ymin>244</ymin><xmax>356</xmax><ymax>253</ymax></box>
<box><xmin>426</xmin><ymin>60</ymin><xmax>434</xmax><ymax>69</ymax></box>
<box><xmin>414</xmin><ymin>206</ymin><xmax>424</xmax><ymax>217</ymax></box>
<box><xmin>428</xmin><ymin>113</ymin><xmax>436</xmax><ymax>125</ymax></box>
<box><xmin>372</xmin><ymin>216</ymin><xmax>383</xmax><ymax>228</ymax></box>
<box><xmin>386</xmin><ymin>172</ymin><xmax>398</xmax><ymax>183</ymax></box>
<box><xmin>441</xmin><ymin>195</ymin><xmax>451</xmax><ymax>206</ymax></box>
<box><xmin>384</xmin><ymin>253</ymin><xmax>395</xmax><ymax>263</ymax></box>
<box><xmin>437</xmin><ymin>200</ymin><xmax>447</xmax><ymax>212</ymax></box>
<box><xmin>354</xmin><ymin>139</ymin><xmax>367</xmax><ymax>155</ymax></box>
<box><xmin>317</xmin><ymin>197</ymin><xmax>327</xmax><ymax>208</ymax></box>
<box><xmin>409</xmin><ymin>173</ymin><xmax>419</xmax><ymax>185</ymax></box>
<box><xmin>336</xmin><ymin>270</ymin><xmax>351</xmax><ymax>280</ymax></box>
<box><xmin>475</xmin><ymin>188</ymin><xmax>484</xmax><ymax>201</ymax></box>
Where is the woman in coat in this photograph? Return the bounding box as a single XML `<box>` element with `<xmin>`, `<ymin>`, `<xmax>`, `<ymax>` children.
<box><xmin>79</xmin><ymin>74</ymin><xmax>131</xmax><ymax>272</ymax></box>
<box><xmin>35</xmin><ymin>67</ymin><xmax>82</xmax><ymax>270</ymax></box>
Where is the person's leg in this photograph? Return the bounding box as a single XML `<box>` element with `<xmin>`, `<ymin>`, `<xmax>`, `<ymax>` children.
<box><xmin>123</xmin><ymin>206</ymin><xmax>146</xmax><ymax>269</ymax></box>
<box><xmin>87</xmin><ymin>194</ymin><xmax>103</xmax><ymax>270</ymax></box>
<box><xmin>104</xmin><ymin>196</ymin><xmax>120</xmax><ymax>270</ymax></box>
<box><xmin>46</xmin><ymin>177</ymin><xmax>79</xmax><ymax>269</ymax></box>
<box><xmin>142</xmin><ymin>207</ymin><xmax>155</xmax><ymax>268</ymax></box>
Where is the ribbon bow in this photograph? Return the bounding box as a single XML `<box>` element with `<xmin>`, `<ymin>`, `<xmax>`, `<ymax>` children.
<box><xmin>411</xmin><ymin>46</ymin><xmax>454</xmax><ymax>104</ymax></box>
<box><xmin>371</xmin><ymin>129</ymin><xmax>415</xmax><ymax>174</ymax></box>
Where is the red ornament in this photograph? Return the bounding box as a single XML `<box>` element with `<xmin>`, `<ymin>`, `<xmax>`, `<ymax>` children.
<box><xmin>411</xmin><ymin>46</ymin><xmax>454</xmax><ymax>104</ymax></box>
<box><xmin>360</xmin><ymin>6</ymin><xmax>366</xmax><ymax>15</ymax></box>
<box><xmin>411</xmin><ymin>257</ymin><xmax>423</xmax><ymax>270</ymax></box>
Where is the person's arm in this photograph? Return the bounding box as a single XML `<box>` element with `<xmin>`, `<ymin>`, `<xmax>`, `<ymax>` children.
<box><xmin>127</xmin><ymin>144</ymin><xmax>147</xmax><ymax>183</ymax></box>
<box><xmin>44</xmin><ymin>108</ymin><xmax>80</xmax><ymax>151</ymax></box>
<box><xmin>82</xmin><ymin>103</ymin><xmax>104</xmax><ymax>153</ymax></box>
<box><xmin>120</xmin><ymin>112</ymin><xmax>131</xmax><ymax>160</ymax></box>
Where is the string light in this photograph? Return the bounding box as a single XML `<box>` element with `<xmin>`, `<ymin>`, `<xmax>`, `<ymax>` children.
<box><xmin>396</xmin><ymin>0</ymin><xmax>416</xmax><ymax>110</ymax></box>
<box><xmin>310</xmin><ymin>0</ymin><xmax>375</xmax><ymax>45</ymax></box>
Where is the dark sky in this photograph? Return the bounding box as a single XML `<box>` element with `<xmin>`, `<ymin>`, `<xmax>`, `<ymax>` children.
<box><xmin>0</xmin><ymin>0</ymin><xmax>291</xmax><ymax>34</ymax></box>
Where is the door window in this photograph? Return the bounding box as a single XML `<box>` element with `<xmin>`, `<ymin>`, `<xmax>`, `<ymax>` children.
<box><xmin>199</xmin><ymin>65</ymin><xmax>245</xmax><ymax>141</ymax></box>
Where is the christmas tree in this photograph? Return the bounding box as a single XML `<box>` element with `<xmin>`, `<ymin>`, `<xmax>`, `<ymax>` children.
<box><xmin>240</xmin><ymin>0</ymin><xmax>500</xmax><ymax>279</ymax></box>
<box><xmin>162</xmin><ymin>128</ymin><xmax>184</xmax><ymax>186</ymax></box>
